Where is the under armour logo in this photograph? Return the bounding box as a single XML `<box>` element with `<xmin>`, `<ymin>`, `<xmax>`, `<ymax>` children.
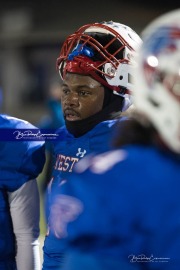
<box><xmin>76</xmin><ymin>148</ymin><xmax>86</xmax><ymax>158</ymax></box>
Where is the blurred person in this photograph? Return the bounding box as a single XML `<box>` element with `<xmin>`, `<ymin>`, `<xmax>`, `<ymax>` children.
<box><xmin>0</xmin><ymin>114</ymin><xmax>45</xmax><ymax>270</ymax></box>
<box><xmin>47</xmin><ymin>9</ymin><xmax>180</xmax><ymax>270</ymax></box>
<box><xmin>39</xmin><ymin>79</ymin><xmax>64</xmax><ymax>192</ymax></box>
<box><xmin>39</xmin><ymin>79</ymin><xmax>64</xmax><ymax>131</ymax></box>
<box><xmin>42</xmin><ymin>21</ymin><xmax>142</xmax><ymax>269</ymax></box>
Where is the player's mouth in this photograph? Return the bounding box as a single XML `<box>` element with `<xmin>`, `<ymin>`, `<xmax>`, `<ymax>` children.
<box><xmin>64</xmin><ymin>109</ymin><xmax>80</xmax><ymax>121</ymax></box>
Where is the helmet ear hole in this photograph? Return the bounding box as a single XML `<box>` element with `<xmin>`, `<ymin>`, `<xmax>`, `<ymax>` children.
<box><xmin>148</xmin><ymin>96</ymin><xmax>160</xmax><ymax>107</ymax></box>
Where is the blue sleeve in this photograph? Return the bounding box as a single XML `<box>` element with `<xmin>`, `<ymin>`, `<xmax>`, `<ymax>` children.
<box><xmin>42</xmin><ymin>236</ymin><xmax>67</xmax><ymax>269</ymax></box>
<box><xmin>0</xmin><ymin>140</ymin><xmax>45</xmax><ymax>192</ymax></box>
<box><xmin>19</xmin><ymin>140</ymin><xmax>45</xmax><ymax>179</ymax></box>
<box><xmin>0</xmin><ymin>115</ymin><xmax>46</xmax><ymax>191</ymax></box>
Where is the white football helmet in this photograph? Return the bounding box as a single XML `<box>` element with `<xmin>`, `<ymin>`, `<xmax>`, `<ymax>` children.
<box><xmin>134</xmin><ymin>9</ymin><xmax>180</xmax><ymax>153</ymax></box>
<box><xmin>57</xmin><ymin>21</ymin><xmax>142</xmax><ymax>110</ymax></box>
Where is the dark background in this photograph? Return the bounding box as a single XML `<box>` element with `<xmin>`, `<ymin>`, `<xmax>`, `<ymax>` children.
<box><xmin>0</xmin><ymin>0</ymin><xmax>179</xmax><ymax>124</ymax></box>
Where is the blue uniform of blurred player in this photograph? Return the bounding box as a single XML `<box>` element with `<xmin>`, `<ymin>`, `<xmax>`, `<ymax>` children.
<box><xmin>42</xmin><ymin>21</ymin><xmax>142</xmax><ymax>269</ymax></box>
<box><xmin>46</xmin><ymin>10</ymin><xmax>180</xmax><ymax>270</ymax></box>
<box><xmin>0</xmin><ymin>114</ymin><xmax>45</xmax><ymax>270</ymax></box>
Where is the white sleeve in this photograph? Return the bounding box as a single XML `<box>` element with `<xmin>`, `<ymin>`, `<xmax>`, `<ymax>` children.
<box><xmin>8</xmin><ymin>179</ymin><xmax>41</xmax><ymax>270</ymax></box>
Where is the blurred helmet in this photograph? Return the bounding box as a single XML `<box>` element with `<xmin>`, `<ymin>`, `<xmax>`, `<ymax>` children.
<box><xmin>57</xmin><ymin>21</ymin><xmax>142</xmax><ymax>110</ymax></box>
<box><xmin>134</xmin><ymin>9</ymin><xmax>180</xmax><ymax>153</ymax></box>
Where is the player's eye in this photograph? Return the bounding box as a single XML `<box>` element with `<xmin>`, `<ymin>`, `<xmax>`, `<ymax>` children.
<box><xmin>79</xmin><ymin>90</ymin><xmax>90</xmax><ymax>96</ymax></box>
<box><xmin>62</xmin><ymin>88</ymin><xmax>70</xmax><ymax>95</ymax></box>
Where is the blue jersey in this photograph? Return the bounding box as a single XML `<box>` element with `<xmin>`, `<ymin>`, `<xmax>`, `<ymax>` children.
<box><xmin>43</xmin><ymin>118</ymin><xmax>124</xmax><ymax>269</ymax></box>
<box><xmin>0</xmin><ymin>114</ymin><xmax>45</xmax><ymax>269</ymax></box>
<box><xmin>50</xmin><ymin>145</ymin><xmax>180</xmax><ymax>270</ymax></box>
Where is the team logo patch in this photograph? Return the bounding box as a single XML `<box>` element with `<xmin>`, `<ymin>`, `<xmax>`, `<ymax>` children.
<box><xmin>76</xmin><ymin>148</ymin><xmax>87</xmax><ymax>158</ymax></box>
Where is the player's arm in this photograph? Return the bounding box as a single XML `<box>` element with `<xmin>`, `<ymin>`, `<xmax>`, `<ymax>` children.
<box><xmin>8</xmin><ymin>179</ymin><xmax>41</xmax><ymax>270</ymax></box>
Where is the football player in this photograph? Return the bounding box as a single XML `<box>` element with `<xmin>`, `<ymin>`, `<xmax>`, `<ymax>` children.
<box><xmin>42</xmin><ymin>21</ymin><xmax>142</xmax><ymax>269</ymax></box>
<box><xmin>0</xmin><ymin>114</ymin><xmax>45</xmax><ymax>270</ymax></box>
<box><xmin>48</xmin><ymin>9</ymin><xmax>180</xmax><ymax>270</ymax></box>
